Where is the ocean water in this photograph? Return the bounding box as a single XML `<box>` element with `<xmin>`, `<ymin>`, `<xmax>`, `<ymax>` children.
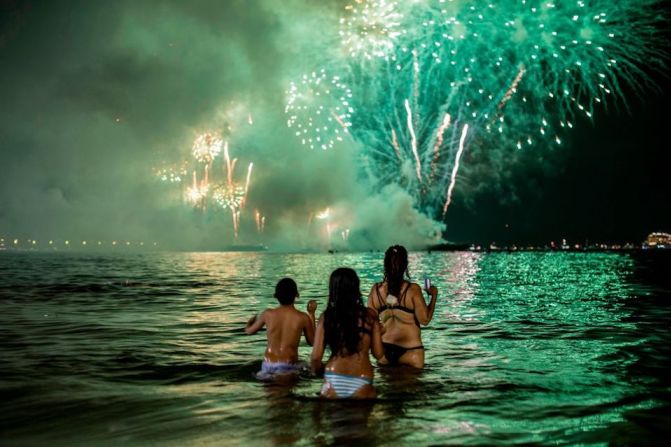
<box><xmin>1</xmin><ymin>250</ymin><xmax>670</xmax><ymax>446</ymax></box>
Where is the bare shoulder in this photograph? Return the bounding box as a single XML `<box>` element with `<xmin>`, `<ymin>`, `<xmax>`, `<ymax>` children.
<box><xmin>407</xmin><ymin>282</ymin><xmax>424</xmax><ymax>305</ymax></box>
<box><xmin>299</xmin><ymin>310</ymin><xmax>312</xmax><ymax>323</ymax></box>
<box><xmin>259</xmin><ymin>308</ymin><xmax>273</xmax><ymax>322</ymax></box>
<box><xmin>408</xmin><ymin>282</ymin><xmax>422</xmax><ymax>294</ymax></box>
<box><xmin>285</xmin><ymin>306</ymin><xmax>306</xmax><ymax>321</ymax></box>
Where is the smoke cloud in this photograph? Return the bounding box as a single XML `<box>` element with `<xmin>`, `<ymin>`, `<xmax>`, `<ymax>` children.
<box><xmin>0</xmin><ymin>0</ymin><xmax>446</xmax><ymax>251</ymax></box>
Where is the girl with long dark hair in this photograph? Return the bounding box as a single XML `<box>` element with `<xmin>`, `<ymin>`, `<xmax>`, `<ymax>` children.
<box><xmin>367</xmin><ymin>245</ymin><xmax>438</xmax><ymax>368</ymax></box>
<box><xmin>311</xmin><ymin>267</ymin><xmax>384</xmax><ymax>399</ymax></box>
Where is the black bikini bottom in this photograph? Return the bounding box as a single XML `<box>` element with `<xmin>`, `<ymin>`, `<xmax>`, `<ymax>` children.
<box><xmin>382</xmin><ymin>343</ymin><xmax>424</xmax><ymax>365</ymax></box>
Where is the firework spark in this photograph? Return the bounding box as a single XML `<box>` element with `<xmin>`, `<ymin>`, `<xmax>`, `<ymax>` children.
<box><xmin>285</xmin><ymin>69</ymin><xmax>354</xmax><ymax>150</ymax></box>
<box><xmin>192</xmin><ymin>132</ymin><xmax>223</xmax><ymax>164</ymax></box>
<box><xmin>309</xmin><ymin>0</ymin><xmax>668</xmax><ymax>221</ymax></box>
<box><xmin>339</xmin><ymin>0</ymin><xmax>403</xmax><ymax>60</ymax></box>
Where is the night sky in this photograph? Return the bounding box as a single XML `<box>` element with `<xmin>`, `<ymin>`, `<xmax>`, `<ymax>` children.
<box><xmin>1</xmin><ymin>0</ymin><xmax>669</xmax><ymax>249</ymax></box>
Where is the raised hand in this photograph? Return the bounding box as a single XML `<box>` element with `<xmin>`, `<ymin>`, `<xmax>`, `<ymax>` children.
<box><xmin>307</xmin><ymin>299</ymin><xmax>318</xmax><ymax>314</ymax></box>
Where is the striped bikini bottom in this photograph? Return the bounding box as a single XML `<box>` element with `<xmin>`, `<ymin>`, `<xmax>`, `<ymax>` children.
<box><xmin>322</xmin><ymin>372</ymin><xmax>373</xmax><ymax>398</ymax></box>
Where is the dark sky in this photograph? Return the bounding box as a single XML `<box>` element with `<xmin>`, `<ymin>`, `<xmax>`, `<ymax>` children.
<box><xmin>448</xmin><ymin>76</ymin><xmax>671</xmax><ymax>245</ymax></box>
<box><xmin>0</xmin><ymin>0</ymin><xmax>669</xmax><ymax>249</ymax></box>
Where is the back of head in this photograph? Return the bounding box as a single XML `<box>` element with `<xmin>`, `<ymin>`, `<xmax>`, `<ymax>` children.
<box><xmin>274</xmin><ymin>277</ymin><xmax>298</xmax><ymax>305</ymax></box>
<box><xmin>324</xmin><ymin>267</ymin><xmax>364</xmax><ymax>356</ymax></box>
<box><xmin>384</xmin><ymin>245</ymin><xmax>409</xmax><ymax>298</ymax></box>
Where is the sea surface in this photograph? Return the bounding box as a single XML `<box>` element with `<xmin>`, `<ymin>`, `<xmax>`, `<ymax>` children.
<box><xmin>1</xmin><ymin>250</ymin><xmax>670</xmax><ymax>446</ymax></box>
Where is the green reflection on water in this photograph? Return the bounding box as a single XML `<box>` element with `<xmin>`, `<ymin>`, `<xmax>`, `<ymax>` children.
<box><xmin>419</xmin><ymin>252</ymin><xmax>650</xmax><ymax>443</ymax></box>
<box><xmin>2</xmin><ymin>251</ymin><xmax>667</xmax><ymax>445</ymax></box>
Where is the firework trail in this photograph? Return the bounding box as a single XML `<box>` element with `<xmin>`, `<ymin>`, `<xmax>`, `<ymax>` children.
<box><xmin>186</xmin><ymin>170</ymin><xmax>208</xmax><ymax>208</ymax></box>
<box><xmin>242</xmin><ymin>162</ymin><xmax>253</xmax><ymax>209</ymax></box>
<box><xmin>430</xmin><ymin>113</ymin><xmax>451</xmax><ymax>182</ymax></box>
<box><xmin>255</xmin><ymin>210</ymin><xmax>262</xmax><ymax>233</ymax></box>
<box><xmin>442</xmin><ymin>123</ymin><xmax>469</xmax><ymax>218</ymax></box>
<box><xmin>404</xmin><ymin>99</ymin><xmax>422</xmax><ymax>183</ymax></box>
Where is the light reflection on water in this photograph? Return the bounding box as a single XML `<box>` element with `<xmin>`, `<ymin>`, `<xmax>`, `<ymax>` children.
<box><xmin>1</xmin><ymin>251</ymin><xmax>670</xmax><ymax>445</ymax></box>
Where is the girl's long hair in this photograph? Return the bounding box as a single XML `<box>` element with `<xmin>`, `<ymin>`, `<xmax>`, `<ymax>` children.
<box><xmin>324</xmin><ymin>267</ymin><xmax>366</xmax><ymax>356</ymax></box>
<box><xmin>383</xmin><ymin>245</ymin><xmax>409</xmax><ymax>298</ymax></box>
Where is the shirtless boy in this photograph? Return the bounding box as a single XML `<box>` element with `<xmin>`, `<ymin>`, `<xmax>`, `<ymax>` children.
<box><xmin>245</xmin><ymin>277</ymin><xmax>317</xmax><ymax>378</ymax></box>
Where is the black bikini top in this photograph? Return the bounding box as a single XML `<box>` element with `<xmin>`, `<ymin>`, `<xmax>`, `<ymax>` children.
<box><xmin>375</xmin><ymin>282</ymin><xmax>420</xmax><ymax>326</ymax></box>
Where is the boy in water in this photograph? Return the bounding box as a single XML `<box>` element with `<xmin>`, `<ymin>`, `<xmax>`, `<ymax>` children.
<box><xmin>245</xmin><ymin>277</ymin><xmax>317</xmax><ymax>379</ymax></box>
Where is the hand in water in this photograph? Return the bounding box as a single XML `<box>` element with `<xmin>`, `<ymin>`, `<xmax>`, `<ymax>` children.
<box><xmin>307</xmin><ymin>299</ymin><xmax>318</xmax><ymax>314</ymax></box>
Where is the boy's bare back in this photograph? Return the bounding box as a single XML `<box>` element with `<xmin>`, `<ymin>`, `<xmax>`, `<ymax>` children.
<box><xmin>245</xmin><ymin>300</ymin><xmax>317</xmax><ymax>363</ymax></box>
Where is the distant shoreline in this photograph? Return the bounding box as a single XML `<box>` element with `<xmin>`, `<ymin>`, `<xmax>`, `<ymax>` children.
<box><xmin>2</xmin><ymin>246</ymin><xmax>670</xmax><ymax>254</ymax></box>
<box><xmin>428</xmin><ymin>243</ymin><xmax>671</xmax><ymax>253</ymax></box>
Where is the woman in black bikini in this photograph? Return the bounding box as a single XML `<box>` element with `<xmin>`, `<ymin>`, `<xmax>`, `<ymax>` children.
<box><xmin>366</xmin><ymin>245</ymin><xmax>438</xmax><ymax>368</ymax></box>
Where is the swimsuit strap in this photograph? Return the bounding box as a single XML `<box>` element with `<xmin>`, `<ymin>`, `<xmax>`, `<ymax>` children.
<box><xmin>399</xmin><ymin>282</ymin><xmax>411</xmax><ymax>307</ymax></box>
<box><xmin>390</xmin><ymin>305</ymin><xmax>415</xmax><ymax>314</ymax></box>
<box><xmin>376</xmin><ymin>282</ymin><xmax>419</xmax><ymax>327</ymax></box>
<box><xmin>400</xmin><ymin>283</ymin><xmax>421</xmax><ymax>327</ymax></box>
<box><xmin>358</xmin><ymin>326</ymin><xmax>372</xmax><ymax>335</ymax></box>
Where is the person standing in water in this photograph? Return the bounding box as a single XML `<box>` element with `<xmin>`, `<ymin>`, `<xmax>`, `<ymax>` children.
<box><xmin>245</xmin><ymin>277</ymin><xmax>317</xmax><ymax>380</ymax></box>
<box><xmin>311</xmin><ymin>267</ymin><xmax>384</xmax><ymax>399</ymax></box>
<box><xmin>367</xmin><ymin>245</ymin><xmax>438</xmax><ymax>368</ymax></box>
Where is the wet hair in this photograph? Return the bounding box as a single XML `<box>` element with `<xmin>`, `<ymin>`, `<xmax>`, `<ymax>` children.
<box><xmin>274</xmin><ymin>277</ymin><xmax>298</xmax><ymax>305</ymax></box>
<box><xmin>323</xmin><ymin>267</ymin><xmax>366</xmax><ymax>356</ymax></box>
<box><xmin>384</xmin><ymin>245</ymin><xmax>409</xmax><ymax>298</ymax></box>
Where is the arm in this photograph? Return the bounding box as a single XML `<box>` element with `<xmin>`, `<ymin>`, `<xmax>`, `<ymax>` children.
<box><xmin>366</xmin><ymin>284</ymin><xmax>377</xmax><ymax>310</ymax></box>
<box><xmin>413</xmin><ymin>284</ymin><xmax>438</xmax><ymax>326</ymax></box>
<box><xmin>310</xmin><ymin>314</ymin><xmax>326</xmax><ymax>374</ymax></box>
<box><xmin>367</xmin><ymin>284</ymin><xmax>386</xmax><ymax>335</ymax></box>
<box><xmin>368</xmin><ymin>308</ymin><xmax>384</xmax><ymax>360</ymax></box>
<box><xmin>244</xmin><ymin>310</ymin><xmax>266</xmax><ymax>335</ymax></box>
<box><xmin>303</xmin><ymin>300</ymin><xmax>317</xmax><ymax>346</ymax></box>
